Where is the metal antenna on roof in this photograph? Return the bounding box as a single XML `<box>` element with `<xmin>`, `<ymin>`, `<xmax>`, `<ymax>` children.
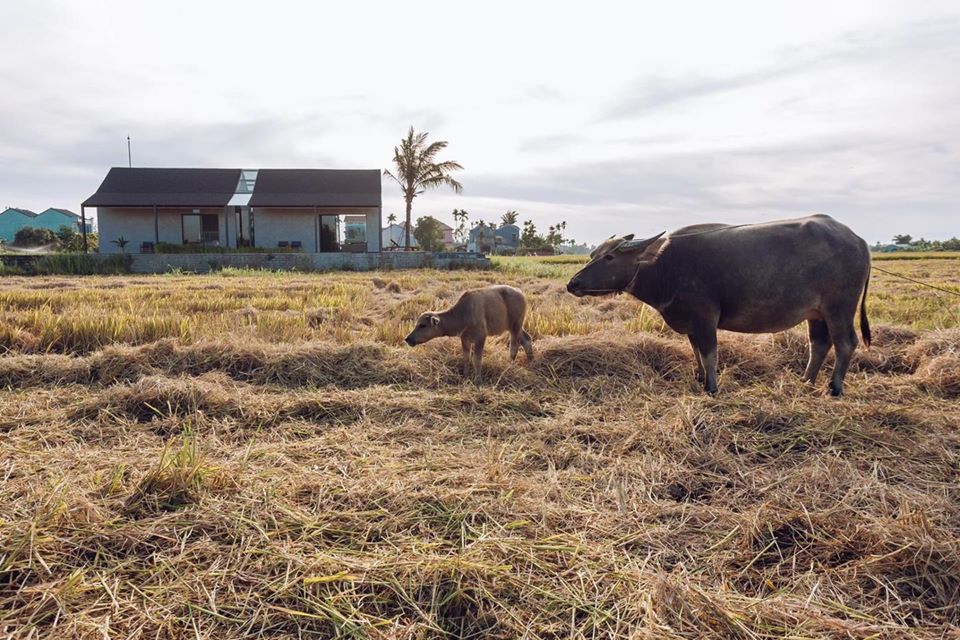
<box><xmin>127</xmin><ymin>136</ymin><xmax>132</xmax><ymax>168</ymax></box>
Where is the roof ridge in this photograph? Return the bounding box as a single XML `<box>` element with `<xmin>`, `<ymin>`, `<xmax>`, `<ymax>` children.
<box><xmin>1</xmin><ymin>207</ymin><xmax>38</xmax><ymax>216</ymax></box>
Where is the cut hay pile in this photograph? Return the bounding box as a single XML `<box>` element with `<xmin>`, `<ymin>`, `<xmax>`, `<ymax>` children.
<box><xmin>1</xmin><ymin>272</ymin><xmax>960</xmax><ymax>638</ymax></box>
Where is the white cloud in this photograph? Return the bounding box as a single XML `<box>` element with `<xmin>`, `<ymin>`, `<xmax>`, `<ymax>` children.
<box><xmin>1</xmin><ymin>0</ymin><xmax>958</xmax><ymax>243</ymax></box>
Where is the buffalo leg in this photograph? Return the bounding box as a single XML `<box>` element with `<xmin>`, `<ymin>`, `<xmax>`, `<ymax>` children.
<box><xmin>520</xmin><ymin>330</ymin><xmax>533</xmax><ymax>361</ymax></box>
<box><xmin>509</xmin><ymin>331</ymin><xmax>520</xmax><ymax>361</ymax></box>
<box><xmin>690</xmin><ymin>327</ymin><xmax>718</xmax><ymax>394</ymax></box>
<box><xmin>803</xmin><ymin>319</ymin><xmax>832</xmax><ymax>384</ymax></box>
<box><xmin>688</xmin><ymin>335</ymin><xmax>705</xmax><ymax>384</ymax></box>
<box><xmin>461</xmin><ymin>336</ymin><xmax>472</xmax><ymax>378</ymax></box>
<box><xmin>472</xmin><ymin>336</ymin><xmax>486</xmax><ymax>382</ymax></box>
<box><xmin>826</xmin><ymin>315</ymin><xmax>858</xmax><ymax>396</ymax></box>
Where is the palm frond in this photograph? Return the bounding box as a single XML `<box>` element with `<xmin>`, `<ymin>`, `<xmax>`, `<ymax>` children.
<box><xmin>419</xmin><ymin>174</ymin><xmax>463</xmax><ymax>194</ymax></box>
<box><xmin>382</xmin><ymin>168</ymin><xmax>398</xmax><ymax>181</ymax></box>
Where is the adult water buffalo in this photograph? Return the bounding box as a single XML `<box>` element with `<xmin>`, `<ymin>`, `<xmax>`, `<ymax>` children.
<box><xmin>566</xmin><ymin>214</ymin><xmax>871</xmax><ymax>396</ymax></box>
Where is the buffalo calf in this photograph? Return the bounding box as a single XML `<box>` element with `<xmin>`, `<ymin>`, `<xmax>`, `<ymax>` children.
<box><xmin>405</xmin><ymin>285</ymin><xmax>533</xmax><ymax>378</ymax></box>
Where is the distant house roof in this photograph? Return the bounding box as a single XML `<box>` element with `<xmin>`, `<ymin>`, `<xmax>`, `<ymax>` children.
<box><xmin>247</xmin><ymin>169</ymin><xmax>381</xmax><ymax>207</ymax></box>
<box><xmin>38</xmin><ymin>208</ymin><xmax>80</xmax><ymax>219</ymax></box>
<box><xmin>83</xmin><ymin>167</ymin><xmax>381</xmax><ymax>208</ymax></box>
<box><xmin>0</xmin><ymin>207</ymin><xmax>37</xmax><ymax>217</ymax></box>
<box><xmin>83</xmin><ymin>168</ymin><xmax>241</xmax><ymax>207</ymax></box>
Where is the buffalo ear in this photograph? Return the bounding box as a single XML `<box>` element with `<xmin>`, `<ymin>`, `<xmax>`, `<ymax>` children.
<box><xmin>430</xmin><ymin>316</ymin><xmax>440</xmax><ymax>327</ymax></box>
<box><xmin>622</xmin><ymin>233</ymin><xmax>634</xmax><ymax>241</ymax></box>
<box><xmin>617</xmin><ymin>231</ymin><xmax>666</xmax><ymax>254</ymax></box>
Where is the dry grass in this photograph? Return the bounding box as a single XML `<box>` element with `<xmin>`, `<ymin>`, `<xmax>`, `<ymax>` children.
<box><xmin>1</xmin><ymin>259</ymin><xmax>959</xmax><ymax>638</ymax></box>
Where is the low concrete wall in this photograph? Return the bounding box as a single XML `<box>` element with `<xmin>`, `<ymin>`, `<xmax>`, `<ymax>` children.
<box><xmin>124</xmin><ymin>251</ymin><xmax>490</xmax><ymax>274</ymax></box>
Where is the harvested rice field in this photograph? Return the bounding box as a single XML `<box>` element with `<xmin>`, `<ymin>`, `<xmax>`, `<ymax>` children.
<box><xmin>1</xmin><ymin>256</ymin><xmax>959</xmax><ymax>638</ymax></box>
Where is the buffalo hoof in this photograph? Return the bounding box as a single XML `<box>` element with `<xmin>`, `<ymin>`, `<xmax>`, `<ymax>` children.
<box><xmin>829</xmin><ymin>383</ymin><xmax>843</xmax><ymax>397</ymax></box>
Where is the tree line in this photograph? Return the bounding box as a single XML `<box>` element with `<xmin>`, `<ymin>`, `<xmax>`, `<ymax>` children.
<box><xmin>878</xmin><ymin>234</ymin><xmax>960</xmax><ymax>251</ymax></box>
<box><xmin>384</xmin><ymin>128</ymin><xmax>577</xmax><ymax>254</ymax></box>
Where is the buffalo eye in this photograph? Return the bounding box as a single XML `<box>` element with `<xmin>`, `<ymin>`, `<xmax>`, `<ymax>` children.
<box><xmin>603</xmin><ymin>254</ymin><xmax>614</xmax><ymax>261</ymax></box>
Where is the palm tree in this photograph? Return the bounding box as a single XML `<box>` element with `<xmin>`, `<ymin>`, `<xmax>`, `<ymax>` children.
<box><xmin>501</xmin><ymin>210</ymin><xmax>519</xmax><ymax>226</ymax></box>
<box><xmin>387</xmin><ymin>213</ymin><xmax>397</xmax><ymax>225</ymax></box>
<box><xmin>452</xmin><ymin>208</ymin><xmax>469</xmax><ymax>245</ymax></box>
<box><xmin>384</xmin><ymin>127</ymin><xmax>464</xmax><ymax>249</ymax></box>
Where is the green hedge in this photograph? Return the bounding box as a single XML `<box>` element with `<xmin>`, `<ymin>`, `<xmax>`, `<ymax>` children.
<box><xmin>0</xmin><ymin>254</ymin><xmax>133</xmax><ymax>275</ymax></box>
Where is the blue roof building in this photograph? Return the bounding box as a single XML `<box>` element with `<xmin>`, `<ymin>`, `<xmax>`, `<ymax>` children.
<box><xmin>0</xmin><ymin>207</ymin><xmax>92</xmax><ymax>243</ymax></box>
<box><xmin>0</xmin><ymin>208</ymin><xmax>37</xmax><ymax>243</ymax></box>
<box><xmin>35</xmin><ymin>208</ymin><xmax>92</xmax><ymax>234</ymax></box>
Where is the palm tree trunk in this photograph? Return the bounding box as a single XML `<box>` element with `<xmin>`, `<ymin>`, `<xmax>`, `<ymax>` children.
<box><xmin>404</xmin><ymin>198</ymin><xmax>412</xmax><ymax>250</ymax></box>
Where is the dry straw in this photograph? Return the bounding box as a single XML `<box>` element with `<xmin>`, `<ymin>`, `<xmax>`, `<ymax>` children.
<box><xmin>1</xmin><ymin>266</ymin><xmax>959</xmax><ymax>637</ymax></box>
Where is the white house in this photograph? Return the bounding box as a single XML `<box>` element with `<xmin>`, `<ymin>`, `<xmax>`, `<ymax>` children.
<box><xmin>84</xmin><ymin>168</ymin><xmax>382</xmax><ymax>254</ymax></box>
<box><xmin>381</xmin><ymin>222</ymin><xmax>417</xmax><ymax>249</ymax></box>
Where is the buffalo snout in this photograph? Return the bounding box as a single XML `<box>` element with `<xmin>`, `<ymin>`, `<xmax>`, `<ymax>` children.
<box><xmin>404</xmin><ymin>335</ymin><xmax>416</xmax><ymax>346</ymax></box>
<box><xmin>566</xmin><ymin>278</ymin><xmax>584</xmax><ymax>296</ymax></box>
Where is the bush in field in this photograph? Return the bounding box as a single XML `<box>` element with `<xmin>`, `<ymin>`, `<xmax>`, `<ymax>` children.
<box><xmin>13</xmin><ymin>226</ymin><xmax>57</xmax><ymax>247</ymax></box>
<box><xmin>414</xmin><ymin>216</ymin><xmax>446</xmax><ymax>252</ymax></box>
<box><xmin>32</xmin><ymin>253</ymin><xmax>131</xmax><ymax>275</ymax></box>
<box><xmin>59</xmin><ymin>226</ymin><xmax>97</xmax><ymax>252</ymax></box>
<box><xmin>54</xmin><ymin>225</ymin><xmax>98</xmax><ymax>252</ymax></box>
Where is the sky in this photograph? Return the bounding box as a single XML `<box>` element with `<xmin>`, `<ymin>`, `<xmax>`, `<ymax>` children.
<box><xmin>1</xmin><ymin>0</ymin><xmax>958</xmax><ymax>245</ymax></box>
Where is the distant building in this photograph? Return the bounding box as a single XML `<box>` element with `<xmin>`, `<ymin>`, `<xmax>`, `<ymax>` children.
<box><xmin>468</xmin><ymin>222</ymin><xmax>519</xmax><ymax>253</ymax></box>
<box><xmin>381</xmin><ymin>222</ymin><xmax>417</xmax><ymax>249</ymax></box>
<box><xmin>494</xmin><ymin>223</ymin><xmax>520</xmax><ymax>251</ymax></box>
<box><xmin>435</xmin><ymin>220</ymin><xmax>455</xmax><ymax>247</ymax></box>
<box><xmin>381</xmin><ymin>218</ymin><xmax>455</xmax><ymax>250</ymax></box>
<box><xmin>35</xmin><ymin>208</ymin><xmax>93</xmax><ymax>234</ymax></box>
<box><xmin>0</xmin><ymin>207</ymin><xmax>91</xmax><ymax>243</ymax></box>
<box><xmin>0</xmin><ymin>208</ymin><xmax>37</xmax><ymax>243</ymax></box>
<box><xmin>84</xmin><ymin>167</ymin><xmax>382</xmax><ymax>254</ymax></box>
<box><xmin>874</xmin><ymin>243</ymin><xmax>913</xmax><ymax>253</ymax></box>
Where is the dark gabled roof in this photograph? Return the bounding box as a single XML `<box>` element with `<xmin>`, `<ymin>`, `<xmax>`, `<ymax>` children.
<box><xmin>83</xmin><ymin>167</ymin><xmax>382</xmax><ymax>208</ymax></box>
<box><xmin>83</xmin><ymin>168</ymin><xmax>242</xmax><ymax>207</ymax></box>
<box><xmin>247</xmin><ymin>169</ymin><xmax>381</xmax><ymax>207</ymax></box>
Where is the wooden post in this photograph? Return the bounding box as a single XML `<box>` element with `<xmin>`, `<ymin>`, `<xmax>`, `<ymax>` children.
<box><xmin>80</xmin><ymin>205</ymin><xmax>88</xmax><ymax>253</ymax></box>
<box><xmin>314</xmin><ymin>205</ymin><xmax>319</xmax><ymax>253</ymax></box>
<box><xmin>153</xmin><ymin>205</ymin><xmax>159</xmax><ymax>245</ymax></box>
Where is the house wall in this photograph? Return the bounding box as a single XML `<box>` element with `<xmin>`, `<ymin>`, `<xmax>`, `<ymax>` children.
<box><xmin>33</xmin><ymin>211</ymin><xmax>78</xmax><ymax>233</ymax></box>
<box><xmin>98</xmin><ymin>206</ymin><xmax>382</xmax><ymax>253</ymax></box>
<box><xmin>98</xmin><ymin>207</ymin><xmax>228</xmax><ymax>253</ymax></box>
<box><xmin>0</xmin><ymin>210</ymin><xmax>35</xmax><ymax>243</ymax></box>
<box><xmin>254</xmin><ymin>207</ymin><xmax>380</xmax><ymax>252</ymax></box>
<box><xmin>253</xmin><ymin>208</ymin><xmax>318</xmax><ymax>250</ymax></box>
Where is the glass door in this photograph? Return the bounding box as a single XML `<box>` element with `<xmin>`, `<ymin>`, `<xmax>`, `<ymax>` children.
<box><xmin>319</xmin><ymin>215</ymin><xmax>340</xmax><ymax>252</ymax></box>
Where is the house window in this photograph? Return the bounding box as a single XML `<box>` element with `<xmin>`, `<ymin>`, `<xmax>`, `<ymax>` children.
<box><xmin>343</xmin><ymin>215</ymin><xmax>366</xmax><ymax>248</ymax></box>
<box><xmin>235</xmin><ymin>169</ymin><xmax>258</xmax><ymax>194</ymax></box>
<box><xmin>182</xmin><ymin>214</ymin><xmax>219</xmax><ymax>245</ymax></box>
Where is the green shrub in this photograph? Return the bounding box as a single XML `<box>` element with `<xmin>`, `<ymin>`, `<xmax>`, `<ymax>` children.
<box><xmin>31</xmin><ymin>253</ymin><xmax>132</xmax><ymax>275</ymax></box>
